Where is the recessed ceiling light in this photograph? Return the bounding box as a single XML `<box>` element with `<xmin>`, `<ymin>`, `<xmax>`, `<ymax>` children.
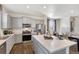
<box><xmin>26</xmin><ymin>5</ymin><xmax>30</xmax><ymax>8</ymax></box>
<box><xmin>70</xmin><ymin>10</ymin><xmax>74</xmax><ymax>14</ymax></box>
<box><xmin>43</xmin><ymin>6</ymin><xmax>47</xmax><ymax>8</ymax></box>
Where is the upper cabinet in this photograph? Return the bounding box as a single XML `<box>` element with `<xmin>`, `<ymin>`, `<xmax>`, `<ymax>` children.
<box><xmin>2</xmin><ymin>13</ymin><xmax>8</xmax><ymax>28</ymax></box>
<box><xmin>2</xmin><ymin>13</ymin><xmax>12</xmax><ymax>29</ymax></box>
<box><xmin>22</xmin><ymin>17</ymin><xmax>44</xmax><ymax>28</ymax></box>
<box><xmin>12</xmin><ymin>17</ymin><xmax>22</xmax><ymax>29</ymax></box>
<box><xmin>7</xmin><ymin>15</ymin><xmax>12</xmax><ymax>28</ymax></box>
<box><xmin>0</xmin><ymin>12</ymin><xmax>2</xmax><ymax>29</ymax></box>
<box><xmin>1</xmin><ymin>6</ymin><xmax>12</xmax><ymax>29</ymax></box>
<box><xmin>0</xmin><ymin>5</ymin><xmax>2</xmax><ymax>29</ymax></box>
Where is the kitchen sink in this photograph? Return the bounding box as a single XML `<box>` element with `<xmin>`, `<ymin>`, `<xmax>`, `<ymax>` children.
<box><xmin>44</xmin><ymin>35</ymin><xmax>53</xmax><ymax>40</ymax></box>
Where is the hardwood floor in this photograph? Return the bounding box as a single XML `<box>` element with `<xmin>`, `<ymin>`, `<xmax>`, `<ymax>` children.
<box><xmin>10</xmin><ymin>41</ymin><xmax>78</xmax><ymax>54</ymax></box>
<box><xmin>70</xmin><ymin>44</ymin><xmax>79</xmax><ymax>54</ymax></box>
<box><xmin>10</xmin><ymin>41</ymin><xmax>34</xmax><ymax>54</ymax></box>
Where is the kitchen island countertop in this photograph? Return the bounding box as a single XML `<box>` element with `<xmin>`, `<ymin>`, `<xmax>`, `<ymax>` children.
<box><xmin>32</xmin><ymin>35</ymin><xmax>77</xmax><ymax>53</ymax></box>
<box><xmin>0</xmin><ymin>34</ymin><xmax>14</xmax><ymax>46</ymax></box>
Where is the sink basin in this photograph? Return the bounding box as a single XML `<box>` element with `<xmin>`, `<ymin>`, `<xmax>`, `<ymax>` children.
<box><xmin>44</xmin><ymin>35</ymin><xmax>53</xmax><ymax>40</ymax></box>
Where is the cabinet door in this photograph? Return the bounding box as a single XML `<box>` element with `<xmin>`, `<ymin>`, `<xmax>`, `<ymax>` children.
<box><xmin>32</xmin><ymin>37</ymin><xmax>48</xmax><ymax>54</ymax></box>
<box><xmin>0</xmin><ymin>12</ymin><xmax>2</xmax><ymax>29</ymax></box>
<box><xmin>0</xmin><ymin>42</ymin><xmax>6</xmax><ymax>54</ymax></box>
<box><xmin>7</xmin><ymin>16</ymin><xmax>12</xmax><ymax>28</ymax></box>
<box><xmin>22</xmin><ymin>17</ymin><xmax>30</xmax><ymax>24</ymax></box>
<box><xmin>6</xmin><ymin>35</ymin><xmax>15</xmax><ymax>54</ymax></box>
<box><xmin>15</xmin><ymin>34</ymin><xmax>22</xmax><ymax>43</ymax></box>
<box><xmin>2</xmin><ymin>13</ymin><xmax>8</xmax><ymax>28</ymax></box>
<box><xmin>12</xmin><ymin>17</ymin><xmax>22</xmax><ymax>29</ymax></box>
<box><xmin>1</xmin><ymin>13</ymin><xmax>12</xmax><ymax>28</ymax></box>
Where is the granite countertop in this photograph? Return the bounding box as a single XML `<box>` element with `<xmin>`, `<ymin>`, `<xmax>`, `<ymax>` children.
<box><xmin>70</xmin><ymin>35</ymin><xmax>79</xmax><ymax>38</ymax></box>
<box><xmin>32</xmin><ymin>35</ymin><xmax>77</xmax><ymax>53</ymax></box>
<box><xmin>0</xmin><ymin>34</ymin><xmax>14</xmax><ymax>46</ymax></box>
<box><xmin>68</xmin><ymin>32</ymin><xmax>79</xmax><ymax>38</ymax></box>
<box><xmin>0</xmin><ymin>40</ymin><xmax>6</xmax><ymax>46</ymax></box>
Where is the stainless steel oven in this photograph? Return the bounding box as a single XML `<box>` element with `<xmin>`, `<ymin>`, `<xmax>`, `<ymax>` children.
<box><xmin>22</xmin><ymin>24</ymin><xmax>31</xmax><ymax>41</ymax></box>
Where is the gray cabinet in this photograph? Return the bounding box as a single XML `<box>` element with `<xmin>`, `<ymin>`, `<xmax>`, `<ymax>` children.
<box><xmin>2</xmin><ymin>13</ymin><xmax>8</xmax><ymax>28</ymax></box>
<box><xmin>0</xmin><ymin>5</ymin><xmax>12</xmax><ymax>29</ymax></box>
<box><xmin>11</xmin><ymin>17</ymin><xmax>22</xmax><ymax>43</ymax></box>
<box><xmin>12</xmin><ymin>17</ymin><xmax>22</xmax><ymax>29</ymax></box>
<box><xmin>7</xmin><ymin>15</ymin><xmax>12</xmax><ymax>28</ymax></box>
<box><xmin>2</xmin><ymin>14</ymin><xmax>12</xmax><ymax>28</ymax></box>
<box><xmin>32</xmin><ymin>37</ymin><xmax>48</xmax><ymax>54</ymax></box>
<box><xmin>15</xmin><ymin>34</ymin><xmax>22</xmax><ymax>43</ymax></box>
<box><xmin>0</xmin><ymin>12</ymin><xmax>2</xmax><ymax>29</ymax></box>
<box><xmin>22</xmin><ymin>17</ymin><xmax>44</xmax><ymax>28</ymax></box>
<box><xmin>0</xmin><ymin>5</ymin><xmax>2</xmax><ymax>29</ymax></box>
<box><xmin>0</xmin><ymin>42</ymin><xmax>6</xmax><ymax>54</ymax></box>
<box><xmin>6</xmin><ymin>34</ymin><xmax>15</xmax><ymax>54</ymax></box>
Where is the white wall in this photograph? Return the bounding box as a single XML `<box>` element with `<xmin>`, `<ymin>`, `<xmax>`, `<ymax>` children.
<box><xmin>0</xmin><ymin>12</ymin><xmax>1</xmax><ymax>29</ymax></box>
<box><xmin>43</xmin><ymin>16</ymin><xmax>48</xmax><ymax>33</ymax></box>
<box><xmin>56</xmin><ymin>19</ymin><xmax>60</xmax><ymax>33</ymax></box>
<box><xmin>59</xmin><ymin>16</ymin><xmax>70</xmax><ymax>35</ymax></box>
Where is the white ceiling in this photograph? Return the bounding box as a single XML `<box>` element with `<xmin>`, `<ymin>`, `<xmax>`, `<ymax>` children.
<box><xmin>3</xmin><ymin>4</ymin><xmax>79</xmax><ymax>18</ymax></box>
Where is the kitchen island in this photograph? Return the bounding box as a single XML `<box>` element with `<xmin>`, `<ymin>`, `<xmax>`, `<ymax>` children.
<box><xmin>32</xmin><ymin>35</ymin><xmax>76</xmax><ymax>54</ymax></box>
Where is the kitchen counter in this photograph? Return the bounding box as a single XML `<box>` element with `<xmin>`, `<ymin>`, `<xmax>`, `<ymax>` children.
<box><xmin>69</xmin><ymin>32</ymin><xmax>79</xmax><ymax>38</ymax></box>
<box><xmin>32</xmin><ymin>35</ymin><xmax>76</xmax><ymax>54</ymax></box>
<box><xmin>0</xmin><ymin>29</ymin><xmax>22</xmax><ymax>54</ymax></box>
<box><xmin>0</xmin><ymin>34</ymin><xmax>14</xmax><ymax>39</ymax></box>
<box><xmin>69</xmin><ymin>35</ymin><xmax>79</xmax><ymax>39</ymax></box>
<box><xmin>0</xmin><ymin>34</ymin><xmax>15</xmax><ymax>54</ymax></box>
<box><xmin>0</xmin><ymin>34</ymin><xmax>14</xmax><ymax>45</ymax></box>
<box><xmin>0</xmin><ymin>40</ymin><xmax>6</xmax><ymax>46</ymax></box>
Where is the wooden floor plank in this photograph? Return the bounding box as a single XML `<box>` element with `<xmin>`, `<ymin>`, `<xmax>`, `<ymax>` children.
<box><xmin>10</xmin><ymin>42</ymin><xmax>34</xmax><ymax>54</ymax></box>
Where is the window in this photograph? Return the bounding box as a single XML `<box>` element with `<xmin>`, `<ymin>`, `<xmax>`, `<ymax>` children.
<box><xmin>47</xmin><ymin>18</ymin><xmax>56</xmax><ymax>33</ymax></box>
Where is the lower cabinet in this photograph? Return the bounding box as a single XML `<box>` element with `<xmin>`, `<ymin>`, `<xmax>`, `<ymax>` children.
<box><xmin>6</xmin><ymin>34</ymin><xmax>15</xmax><ymax>54</ymax></box>
<box><xmin>15</xmin><ymin>34</ymin><xmax>22</xmax><ymax>43</ymax></box>
<box><xmin>0</xmin><ymin>42</ymin><xmax>6</xmax><ymax>54</ymax></box>
<box><xmin>6</xmin><ymin>34</ymin><xmax>22</xmax><ymax>53</ymax></box>
<box><xmin>32</xmin><ymin>37</ymin><xmax>68</xmax><ymax>54</ymax></box>
<box><xmin>32</xmin><ymin>37</ymin><xmax>48</xmax><ymax>54</ymax></box>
